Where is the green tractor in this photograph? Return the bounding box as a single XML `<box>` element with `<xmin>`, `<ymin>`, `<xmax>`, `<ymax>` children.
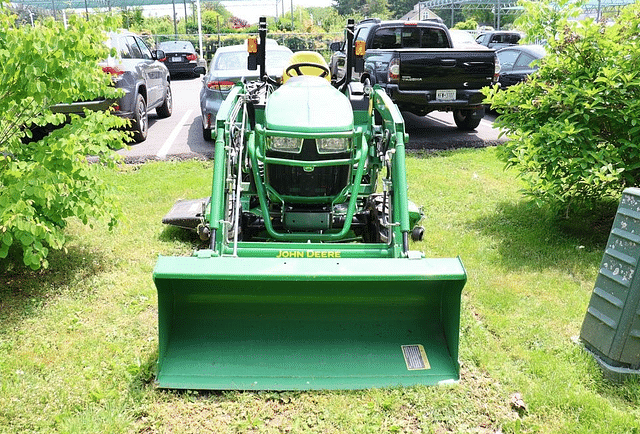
<box><xmin>153</xmin><ymin>18</ymin><xmax>466</xmax><ymax>390</ymax></box>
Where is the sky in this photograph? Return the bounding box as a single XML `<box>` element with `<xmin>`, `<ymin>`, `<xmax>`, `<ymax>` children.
<box><xmin>144</xmin><ymin>0</ymin><xmax>334</xmax><ymax>25</ymax></box>
<box><xmin>224</xmin><ymin>0</ymin><xmax>333</xmax><ymax>23</ymax></box>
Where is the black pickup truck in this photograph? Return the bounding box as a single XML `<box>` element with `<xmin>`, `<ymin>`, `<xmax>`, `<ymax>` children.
<box><xmin>330</xmin><ymin>19</ymin><xmax>499</xmax><ymax>130</ymax></box>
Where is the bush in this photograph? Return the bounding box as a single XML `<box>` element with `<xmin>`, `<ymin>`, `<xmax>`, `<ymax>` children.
<box><xmin>0</xmin><ymin>10</ymin><xmax>128</xmax><ymax>269</ymax></box>
<box><xmin>484</xmin><ymin>0</ymin><xmax>640</xmax><ymax>214</ymax></box>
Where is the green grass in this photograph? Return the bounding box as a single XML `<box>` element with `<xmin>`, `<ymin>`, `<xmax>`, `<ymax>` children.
<box><xmin>1</xmin><ymin>149</ymin><xmax>639</xmax><ymax>433</ymax></box>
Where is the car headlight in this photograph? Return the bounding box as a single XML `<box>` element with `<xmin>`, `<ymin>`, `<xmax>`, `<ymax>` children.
<box><xmin>316</xmin><ymin>138</ymin><xmax>351</xmax><ymax>154</ymax></box>
<box><xmin>268</xmin><ymin>136</ymin><xmax>303</xmax><ymax>153</ymax></box>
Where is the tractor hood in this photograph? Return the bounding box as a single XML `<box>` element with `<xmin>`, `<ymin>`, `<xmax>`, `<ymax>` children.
<box><xmin>265</xmin><ymin>76</ymin><xmax>354</xmax><ymax>133</ymax></box>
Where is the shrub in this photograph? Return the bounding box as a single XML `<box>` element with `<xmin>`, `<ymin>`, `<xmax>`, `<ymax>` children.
<box><xmin>0</xmin><ymin>10</ymin><xmax>128</xmax><ymax>269</ymax></box>
<box><xmin>484</xmin><ymin>0</ymin><xmax>640</xmax><ymax>214</ymax></box>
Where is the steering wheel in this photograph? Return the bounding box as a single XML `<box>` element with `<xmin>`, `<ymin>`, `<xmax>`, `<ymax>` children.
<box><xmin>285</xmin><ymin>62</ymin><xmax>331</xmax><ymax>79</ymax></box>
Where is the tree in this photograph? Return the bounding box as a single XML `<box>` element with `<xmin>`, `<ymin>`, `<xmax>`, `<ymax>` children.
<box><xmin>120</xmin><ymin>6</ymin><xmax>144</xmax><ymax>29</ymax></box>
<box><xmin>333</xmin><ymin>0</ymin><xmax>389</xmax><ymax>18</ymax></box>
<box><xmin>0</xmin><ymin>9</ymin><xmax>128</xmax><ymax>269</ymax></box>
<box><xmin>388</xmin><ymin>0</ymin><xmax>416</xmax><ymax>19</ymax></box>
<box><xmin>453</xmin><ymin>18</ymin><xmax>478</xmax><ymax>30</ymax></box>
<box><xmin>483</xmin><ymin>0</ymin><xmax>640</xmax><ymax>214</ymax></box>
<box><xmin>308</xmin><ymin>7</ymin><xmax>344</xmax><ymax>33</ymax></box>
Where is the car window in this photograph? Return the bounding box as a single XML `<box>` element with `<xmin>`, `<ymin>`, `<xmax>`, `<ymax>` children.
<box><xmin>420</xmin><ymin>29</ymin><xmax>448</xmax><ymax>48</ymax></box>
<box><xmin>402</xmin><ymin>28</ymin><xmax>421</xmax><ymax>48</ymax></box>
<box><xmin>135</xmin><ymin>37</ymin><xmax>153</xmax><ymax>60</ymax></box>
<box><xmin>354</xmin><ymin>24</ymin><xmax>373</xmax><ymax>46</ymax></box>
<box><xmin>125</xmin><ymin>36</ymin><xmax>143</xmax><ymax>58</ymax></box>
<box><xmin>370</xmin><ymin>28</ymin><xmax>401</xmax><ymax>49</ymax></box>
<box><xmin>370</xmin><ymin>27</ymin><xmax>448</xmax><ymax>49</ymax></box>
<box><xmin>159</xmin><ymin>41</ymin><xmax>195</xmax><ymax>52</ymax></box>
<box><xmin>514</xmin><ymin>52</ymin><xmax>536</xmax><ymax>69</ymax></box>
<box><xmin>266</xmin><ymin>50</ymin><xmax>293</xmax><ymax>69</ymax></box>
<box><xmin>213</xmin><ymin>49</ymin><xmax>293</xmax><ymax>71</ymax></box>
<box><xmin>497</xmin><ymin>49</ymin><xmax>519</xmax><ymax>71</ymax></box>
<box><xmin>214</xmin><ymin>51</ymin><xmax>249</xmax><ymax>70</ymax></box>
<box><xmin>115</xmin><ymin>36</ymin><xmax>132</xmax><ymax>59</ymax></box>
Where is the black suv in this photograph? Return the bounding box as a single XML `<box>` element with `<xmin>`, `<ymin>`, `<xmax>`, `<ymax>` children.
<box><xmin>51</xmin><ymin>31</ymin><xmax>172</xmax><ymax>143</ymax></box>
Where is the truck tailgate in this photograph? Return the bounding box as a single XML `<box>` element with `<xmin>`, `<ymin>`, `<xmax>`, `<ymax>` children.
<box><xmin>399</xmin><ymin>50</ymin><xmax>495</xmax><ymax>91</ymax></box>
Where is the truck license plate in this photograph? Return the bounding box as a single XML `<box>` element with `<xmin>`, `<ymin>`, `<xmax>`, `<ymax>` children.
<box><xmin>436</xmin><ymin>89</ymin><xmax>456</xmax><ymax>101</ymax></box>
<box><xmin>171</xmin><ymin>56</ymin><xmax>182</xmax><ymax>62</ymax></box>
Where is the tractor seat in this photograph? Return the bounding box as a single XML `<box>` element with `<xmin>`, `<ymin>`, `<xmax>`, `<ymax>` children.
<box><xmin>282</xmin><ymin>51</ymin><xmax>331</xmax><ymax>84</ymax></box>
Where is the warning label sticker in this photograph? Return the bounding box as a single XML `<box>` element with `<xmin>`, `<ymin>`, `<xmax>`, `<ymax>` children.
<box><xmin>402</xmin><ymin>344</ymin><xmax>431</xmax><ymax>370</ymax></box>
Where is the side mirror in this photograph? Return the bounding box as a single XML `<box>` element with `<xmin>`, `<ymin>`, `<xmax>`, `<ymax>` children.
<box><xmin>153</xmin><ymin>49</ymin><xmax>166</xmax><ymax>61</ymax></box>
<box><xmin>193</xmin><ymin>66</ymin><xmax>206</xmax><ymax>75</ymax></box>
<box><xmin>330</xmin><ymin>41</ymin><xmax>343</xmax><ymax>52</ymax></box>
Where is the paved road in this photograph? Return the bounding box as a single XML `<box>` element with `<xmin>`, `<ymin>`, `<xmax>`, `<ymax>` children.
<box><xmin>118</xmin><ymin>76</ymin><xmax>506</xmax><ymax>162</ymax></box>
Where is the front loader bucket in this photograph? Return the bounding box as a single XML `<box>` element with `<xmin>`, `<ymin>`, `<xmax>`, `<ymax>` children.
<box><xmin>153</xmin><ymin>255</ymin><xmax>466</xmax><ymax>390</ymax></box>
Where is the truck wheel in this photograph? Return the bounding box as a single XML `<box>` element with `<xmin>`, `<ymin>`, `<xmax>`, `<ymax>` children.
<box><xmin>131</xmin><ymin>93</ymin><xmax>148</xmax><ymax>143</ymax></box>
<box><xmin>156</xmin><ymin>86</ymin><xmax>172</xmax><ymax>118</ymax></box>
<box><xmin>453</xmin><ymin>109</ymin><xmax>482</xmax><ymax>131</ymax></box>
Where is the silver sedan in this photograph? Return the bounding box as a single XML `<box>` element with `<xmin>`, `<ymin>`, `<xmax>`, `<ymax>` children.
<box><xmin>199</xmin><ymin>43</ymin><xmax>293</xmax><ymax>141</ymax></box>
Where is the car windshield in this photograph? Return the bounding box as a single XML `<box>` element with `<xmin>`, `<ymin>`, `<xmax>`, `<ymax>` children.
<box><xmin>214</xmin><ymin>49</ymin><xmax>292</xmax><ymax>71</ymax></box>
<box><xmin>159</xmin><ymin>41</ymin><xmax>195</xmax><ymax>52</ymax></box>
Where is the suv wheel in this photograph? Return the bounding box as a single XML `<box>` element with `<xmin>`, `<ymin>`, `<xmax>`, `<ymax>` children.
<box><xmin>132</xmin><ymin>93</ymin><xmax>148</xmax><ymax>143</ymax></box>
<box><xmin>156</xmin><ymin>86</ymin><xmax>173</xmax><ymax>118</ymax></box>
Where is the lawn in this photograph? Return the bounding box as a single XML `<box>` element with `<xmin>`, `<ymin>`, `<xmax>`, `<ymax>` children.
<box><xmin>1</xmin><ymin>147</ymin><xmax>639</xmax><ymax>433</ymax></box>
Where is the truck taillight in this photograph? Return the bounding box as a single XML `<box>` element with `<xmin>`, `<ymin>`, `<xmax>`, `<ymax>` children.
<box><xmin>187</xmin><ymin>53</ymin><xmax>197</xmax><ymax>61</ymax></box>
<box><xmin>207</xmin><ymin>80</ymin><xmax>234</xmax><ymax>91</ymax></box>
<box><xmin>493</xmin><ymin>56</ymin><xmax>501</xmax><ymax>83</ymax></box>
<box><xmin>388</xmin><ymin>58</ymin><xmax>400</xmax><ymax>82</ymax></box>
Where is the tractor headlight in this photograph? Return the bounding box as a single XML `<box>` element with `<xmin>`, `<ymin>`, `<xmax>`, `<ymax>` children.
<box><xmin>268</xmin><ymin>136</ymin><xmax>303</xmax><ymax>153</ymax></box>
<box><xmin>316</xmin><ymin>137</ymin><xmax>351</xmax><ymax>154</ymax></box>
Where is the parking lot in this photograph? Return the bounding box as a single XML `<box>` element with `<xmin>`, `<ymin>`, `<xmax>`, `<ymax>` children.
<box><xmin>117</xmin><ymin>76</ymin><xmax>506</xmax><ymax>163</ymax></box>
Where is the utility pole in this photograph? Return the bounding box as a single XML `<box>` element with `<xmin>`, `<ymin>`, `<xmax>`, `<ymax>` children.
<box><xmin>183</xmin><ymin>0</ymin><xmax>188</xmax><ymax>31</ymax></box>
<box><xmin>197</xmin><ymin>0</ymin><xmax>203</xmax><ymax>57</ymax></box>
<box><xmin>451</xmin><ymin>0</ymin><xmax>454</xmax><ymax>28</ymax></box>
<box><xmin>172</xmin><ymin>0</ymin><xmax>177</xmax><ymax>38</ymax></box>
